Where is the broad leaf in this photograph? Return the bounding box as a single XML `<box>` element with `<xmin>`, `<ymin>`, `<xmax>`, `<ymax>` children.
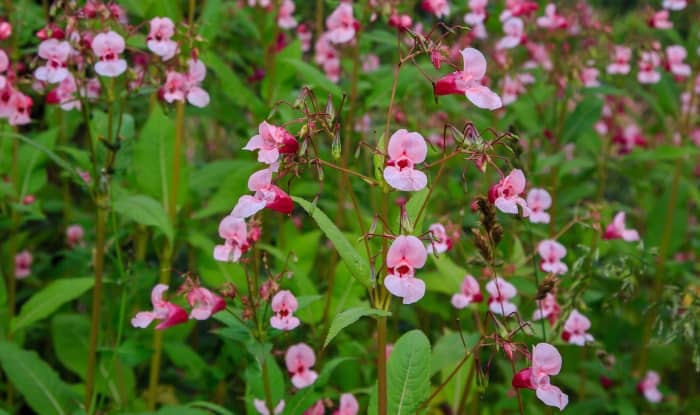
<box><xmin>325</xmin><ymin>306</ymin><xmax>391</xmax><ymax>347</ymax></box>
<box><xmin>387</xmin><ymin>330</ymin><xmax>431</xmax><ymax>415</ymax></box>
<box><xmin>113</xmin><ymin>194</ymin><xmax>174</xmax><ymax>243</ymax></box>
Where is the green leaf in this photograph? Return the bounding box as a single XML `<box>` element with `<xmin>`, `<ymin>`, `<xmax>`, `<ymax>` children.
<box><xmin>562</xmin><ymin>96</ymin><xmax>602</xmax><ymax>142</ymax></box>
<box><xmin>113</xmin><ymin>194</ymin><xmax>174</xmax><ymax>243</ymax></box>
<box><xmin>0</xmin><ymin>341</ymin><xmax>81</xmax><ymax>415</ymax></box>
<box><xmin>51</xmin><ymin>314</ymin><xmax>90</xmax><ymax>377</ymax></box>
<box><xmin>199</xmin><ymin>0</ymin><xmax>224</xmax><ymax>42</ymax></box>
<box><xmin>279</xmin><ymin>57</ymin><xmax>344</xmax><ymax>100</ymax></box>
<box><xmin>203</xmin><ymin>50</ymin><xmax>265</xmax><ymax>116</ymax></box>
<box><xmin>292</xmin><ymin>196</ymin><xmax>371</xmax><ymax>287</ymax></box>
<box><xmin>405</xmin><ymin>187</ymin><xmax>429</xmax><ymax>233</ymax></box>
<box><xmin>324</xmin><ymin>305</ymin><xmax>391</xmax><ymax>347</ymax></box>
<box><xmin>387</xmin><ymin>330</ymin><xmax>431</xmax><ymax>415</ymax></box>
<box><xmin>12</xmin><ymin>277</ymin><xmax>94</xmax><ymax>333</ymax></box>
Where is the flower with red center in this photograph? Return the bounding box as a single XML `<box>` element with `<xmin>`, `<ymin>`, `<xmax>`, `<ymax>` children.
<box><xmin>278</xmin><ymin>0</ymin><xmax>298</xmax><ymax>29</ymax></box>
<box><xmin>580</xmin><ymin>67</ymin><xmax>600</xmax><ymax>88</ymax></box>
<box><xmin>285</xmin><ymin>343</ymin><xmax>318</xmax><ymax>389</ymax></box>
<box><xmin>8</xmin><ymin>91</ymin><xmax>33</xmax><ymax>126</ymax></box>
<box><xmin>637</xmin><ymin>371</ymin><xmax>663</xmax><ymax>403</ymax></box>
<box><xmin>231</xmin><ymin>168</ymin><xmax>294</xmax><ymax>218</ymax></box>
<box><xmin>15</xmin><ymin>250</ymin><xmax>32</xmax><ymax>279</ymax></box>
<box><xmin>488</xmin><ymin>169</ymin><xmax>530</xmax><ymax>216</ymax></box>
<box><xmin>326</xmin><ymin>3</ymin><xmax>359</xmax><ymax>44</ymax></box>
<box><xmin>66</xmin><ymin>224</ymin><xmax>85</xmax><ymax>248</ymax></box>
<box><xmin>648</xmin><ymin>10</ymin><xmax>672</xmax><ymax>29</ymax></box>
<box><xmin>532</xmin><ymin>293</ymin><xmax>560</xmax><ymax>325</ymax></box>
<box><xmin>512</xmin><ymin>343</ymin><xmax>569</xmax><ymax>410</ymax></box>
<box><xmin>147</xmin><ymin>17</ymin><xmax>178</xmax><ymax>61</ymax></box>
<box><xmin>603</xmin><ymin>211</ymin><xmax>639</xmax><ymax>241</ymax></box>
<box><xmin>536</xmin><ymin>4</ymin><xmax>568</xmax><ymax>30</ymax></box>
<box><xmin>665</xmin><ymin>45</ymin><xmax>690</xmax><ymax>78</ymax></box>
<box><xmin>92</xmin><ymin>31</ymin><xmax>127</xmax><ymax>77</ymax></box>
<box><xmin>426</xmin><ymin>223</ymin><xmax>452</xmax><ymax>254</ymax></box>
<box><xmin>562</xmin><ymin>309</ymin><xmax>594</xmax><ymax>346</ymax></box>
<box><xmin>244</xmin><ymin>121</ymin><xmax>298</xmax><ymax>164</ymax></box>
<box><xmin>421</xmin><ymin>0</ymin><xmax>450</xmax><ymax>18</ymax></box>
<box><xmin>537</xmin><ymin>240</ymin><xmax>568</xmax><ymax>275</ymax></box>
<box><xmin>332</xmin><ymin>393</ymin><xmax>359</xmax><ymax>415</ymax></box>
<box><xmin>213</xmin><ymin>215</ymin><xmax>250</xmax><ymax>262</ymax></box>
<box><xmin>270</xmin><ymin>289</ymin><xmax>300</xmax><ymax>330</ymax></box>
<box><xmin>613</xmin><ymin>123</ymin><xmax>647</xmax><ymax>154</ymax></box>
<box><xmin>526</xmin><ymin>188</ymin><xmax>551</xmax><ymax>224</ymax></box>
<box><xmin>606</xmin><ymin>45</ymin><xmax>631</xmax><ymax>75</ymax></box>
<box><xmin>435</xmin><ymin>47</ymin><xmax>502</xmax><ymax>110</ymax></box>
<box><xmin>297</xmin><ymin>24</ymin><xmax>312</xmax><ymax>52</ymax></box>
<box><xmin>131</xmin><ymin>284</ymin><xmax>188</xmax><ymax>330</ymax></box>
<box><xmin>637</xmin><ymin>51</ymin><xmax>661</xmax><ymax>84</ymax></box>
<box><xmin>384</xmin><ymin>235</ymin><xmax>428</xmax><ymax>304</ymax></box>
<box><xmin>451</xmin><ymin>274</ymin><xmax>483</xmax><ymax>309</ymax></box>
<box><xmin>486</xmin><ymin>277</ymin><xmax>517</xmax><ymax>316</ymax></box>
<box><xmin>464</xmin><ymin>0</ymin><xmax>488</xmax><ymax>25</ymax></box>
<box><xmin>187</xmin><ymin>287</ymin><xmax>226</xmax><ymax>320</ymax></box>
<box><xmin>383</xmin><ymin>129</ymin><xmax>428</xmax><ymax>192</ymax></box>
<box><xmin>34</xmin><ymin>39</ymin><xmax>72</xmax><ymax>84</ymax></box>
<box><xmin>46</xmin><ymin>74</ymin><xmax>80</xmax><ymax>111</ymax></box>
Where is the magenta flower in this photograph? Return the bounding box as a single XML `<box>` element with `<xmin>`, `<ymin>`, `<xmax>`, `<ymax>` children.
<box><xmin>187</xmin><ymin>287</ymin><xmax>226</xmax><ymax>320</ymax></box>
<box><xmin>147</xmin><ymin>17</ymin><xmax>178</xmax><ymax>61</ymax></box>
<box><xmin>285</xmin><ymin>343</ymin><xmax>318</xmax><ymax>389</ymax></box>
<box><xmin>536</xmin><ymin>4</ymin><xmax>568</xmax><ymax>30</ymax></box>
<box><xmin>532</xmin><ymin>293</ymin><xmax>560</xmax><ymax>325</ymax></box>
<box><xmin>15</xmin><ymin>250</ymin><xmax>32</xmax><ymax>279</ymax></box>
<box><xmin>131</xmin><ymin>284</ymin><xmax>188</xmax><ymax>330</ymax></box>
<box><xmin>383</xmin><ymin>129</ymin><xmax>428</xmax><ymax>192</ymax></box>
<box><xmin>92</xmin><ymin>31</ymin><xmax>127</xmax><ymax>77</ymax></box>
<box><xmin>488</xmin><ymin>169</ymin><xmax>530</xmax><ymax>216</ymax></box>
<box><xmin>253</xmin><ymin>399</ymin><xmax>285</xmax><ymax>415</ymax></box>
<box><xmin>526</xmin><ymin>188</ymin><xmax>551</xmax><ymax>224</ymax></box>
<box><xmin>297</xmin><ymin>24</ymin><xmax>312</xmax><ymax>52</ymax></box>
<box><xmin>314</xmin><ymin>33</ymin><xmax>340</xmax><ymax>82</ymax></box>
<box><xmin>580</xmin><ymin>67</ymin><xmax>600</xmax><ymax>88</ymax></box>
<box><xmin>46</xmin><ymin>74</ymin><xmax>80</xmax><ymax>111</ymax></box>
<box><xmin>426</xmin><ymin>223</ymin><xmax>452</xmax><ymax>254</ymax></box>
<box><xmin>486</xmin><ymin>277</ymin><xmax>517</xmax><ymax>316</ymax></box>
<box><xmin>637</xmin><ymin>51</ymin><xmax>661</xmax><ymax>84</ymax></box>
<box><xmin>270</xmin><ymin>290</ymin><xmax>300</xmax><ymax>330</ymax></box>
<box><xmin>34</xmin><ymin>39</ymin><xmax>72</xmax><ymax>83</ymax></box>
<box><xmin>304</xmin><ymin>401</ymin><xmax>325</xmax><ymax>415</ymax></box>
<box><xmin>243</xmin><ymin>121</ymin><xmax>298</xmax><ymax>164</ymax></box>
<box><xmin>434</xmin><ymin>48</ymin><xmax>502</xmax><ymax>110</ymax></box>
<box><xmin>666</xmin><ymin>45</ymin><xmax>690</xmax><ymax>78</ymax></box>
<box><xmin>512</xmin><ymin>343</ymin><xmax>569</xmax><ymax>410</ymax></box>
<box><xmin>537</xmin><ymin>240</ymin><xmax>568</xmax><ymax>275</ymax></box>
<box><xmin>325</xmin><ymin>3</ymin><xmax>359</xmax><ymax>44</ymax></box>
<box><xmin>214</xmin><ymin>215</ymin><xmax>249</xmax><ymax>262</ymax></box>
<box><xmin>603</xmin><ymin>212</ymin><xmax>639</xmax><ymax>242</ymax></box>
<box><xmin>451</xmin><ymin>274</ymin><xmax>483</xmax><ymax>309</ymax></box>
<box><xmin>562</xmin><ymin>309</ymin><xmax>594</xmax><ymax>346</ymax></box>
<box><xmin>613</xmin><ymin>123</ymin><xmax>647</xmax><ymax>154</ymax></box>
<box><xmin>496</xmin><ymin>17</ymin><xmax>524</xmax><ymax>50</ymax></box>
<box><xmin>649</xmin><ymin>10</ymin><xmax>672</xmax><ymax>29</ymax></box>
<box><xmin>231</xmin><ymin>168</ymin><xmax>294</xmax><ymax>218</ymax></box>
<box><xmin>384</xmin><ymin>235</ymin><xmax>428</xmax><ymax>305</ymax></box>
<box><xmin>332</xmin><ymin>393</ymin><xmax>359</xmax><ymax>415</ymax></box>
<box><xmin>66</xmin><ymin>224</ymin><xmax>85</xmax><ymax>248</ymax></box>
<box><xmin>606</xmin><ymin>46</ymin><xmax>631</xmax><ymax>75</ymax></box>
<box><xmin>421</xmin><ymin>0</ymin><xmax>450</xmax><ymax>18</ymax></box>
<box><xmin>8</xmin><ymin>91</ymin><xmax>32</xmax><ymax>126</ymax></box>
<box><xmin>278</xmin><ymin>0</ymin><xmax>297</xmax><ymax>29</ymax></box>
<box><xmin>637</xmin><ymin>371</ymin><xmax>663</xmax><ymax>403</ymax></box>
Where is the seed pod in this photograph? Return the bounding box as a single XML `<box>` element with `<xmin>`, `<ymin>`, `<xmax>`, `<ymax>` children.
<box><xmin>331</xmin><ymin>125</ymin><xmax>342</xmax><ymax>160</ymax></box>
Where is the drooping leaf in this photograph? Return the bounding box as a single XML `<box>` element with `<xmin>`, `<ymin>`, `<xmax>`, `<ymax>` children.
<box><xmin>324</xmin><ymin>306</ymin><xmax>391</xmax><ymax>348</ymax></box>
<box><xmin>113</xmin><ymin>194</ymin><xmax>174</xmax><ymax>243</ymax></box>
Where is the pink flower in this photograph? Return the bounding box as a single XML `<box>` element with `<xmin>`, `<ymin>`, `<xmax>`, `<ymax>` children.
<box><xmin>278</xmin><ymin>0</ymin><xmax>297</xmax><ymax>29</ymax></box>
<box><xmin>270</xmin><ymin>290</ymin><xmax>300</xmax><ymax>330</ymax></box>
<box><xmin>214</xmin><ymin>215</ymin><xmax>249</xmax><ymax>262</ymax></box>
<box><xmin>297</xmin><ymin>24</ymin><xmax>312</xmax><ymax>52</ymax></box>
<box><xmin>243</xmin><ymin>121</ymin><xmax>298</xmax><ymax>164</ymax></box>
<box><xmin>512</xmin><ymin>343</ymin><xmax>569</xmax><ymax>410</ymax></box>
<box><xmin>285</xmin><ymin>343</ymin><xmax>318</xmax><ymax>388</ymax></box>
<box><xmin>488</xmin><ymin>169</ymin><xmax>530</xmax><ymax>216</ymax></box>
<box><xmin>501</xmin><ymin>75</ymin><xmax>525</xmax><ymax>105</ymax></box>
<box><xmin>388</xmin><ymin>14</ymin><xmax>413</xmax><ymax>31</ymax></box>
<box><xmin>362</xmin><ymin>54</ymin><xmax>380</xmax><ymax>72</ymax></box>
<box><xmin>649</xmin><ymin>10</ymin><xmax>672</xmax><ymax>29</ymax></box>
<box><xmin>562</xmin><ymin>309</ymin><xmax>594</xmax><ymax>346</ymax></box>
<box><xmin>46</xmin><ymin>74</ymin><xmax>80</xmax><ymax>111</ymax></box>
<box><xmin>254</xmin><ymin>399</ymin><xmax>285</xmax><ymax>415</ymax></box>
<box><xmin>426</xmin><ymin>223</ymin><xmax>452</xmax><ymax>254</ymax></box>
<box><xmin>384</xmin><ymin>235</ymin><xmax>428</xmax><ymax>304</ymax></box>
<box><xmin>526</xmin><ymin>42</ymin><xmax>552</xmax><ymax>71</ymax></box>
<box><xmin>637</xmin><ymin>371</ymin><xmax>663</xmax><ymax>403</ymax></box>
<box><xmin>464</xmin><ymin>0</ymin><xmax>488</xmax><ymax>25</ymax></box>
<box><xmin>162</xmin><ymin>71</ymin><xmax>187</xmax><ymax>103</ymax></box>
<box><xmin>8</xmin><ymin>92</ymin><xmax>33</xmax><ymax>126</ymax></box>
<box><xmin>526</xmin><ymin>188</ymin><xmax>551</xmax><ymax>224</ymax></box>
<box><xmin>66</xmin><ymin>224</ymin><xmax>85</xmax><ymax>248</ymax></box>
<box><xmin>496</xmin><ymin>17</ymin><xmax>524</xmax><ymax>50</ymax></box>
<box><xmin>231</xmin><ymin>168</ymin><xmax>294</xmax><ymax>218</ymax></box>
<box><xmin>183</xmin><ymin>59</ymin><xmax>210</xmax><ymax>107</ymax></box>
<box><xmin>537</xmin><ymin>240</ymin><xmax>568</xmax><ymax>275</ymax></box>
<box><xmin>532</xmin><ymin>293</ymin><xmax>560</xmax><ymax>325</ymax></box>
<box><xmin>501</xmin><ymin>0</ymin><xmax>539</xmax><ymax>20</ymax></box>
<box><xmin>34</xmin><ymin>39</ymin><xmax>72</xmax><ymax>83</ymax></box>
<box><xmin>603</xmin><ymin>212</ymin><xmax>639</xmax><ymax>241</ymax></box>
<box><xmin>187</xmin><ymin>287</ymin><xmax>226</xmax><ymax>320</ymax></box>
<box><xmin>662</xmin><ymin>0</ymin><xmax>686</xmax><ymax>10</ymax></box>
<box><xmin>332</xmin><ymin>393</ymin><xmax>359</xmax><ymax>415</ymax></box>
<box><xmin>666</xmin><ymin>45</ymin><xmax>690</xmax><ymax>78</ymax></box>
<box><xmin>613</xmin><ymin>123</ymin><xmax>647</xmax><ymax>154</ymax></box>
<box><xmin>92</xmin><ymin>31</ymin><xmax>127</xmax><ymax>77</ymax></box>
<box><xmin>131</xmin><ymin>284</ymin><xmax>188</xmax><ymax>330</ymax></box>
<box><xmin>421</xmin><ymin>0</ymin><xmax>450</xmax><ymax>18</ymax></box>
<box><xmin>0</xmin><ymin>21</ymin><xmax>11</xmax><ymax>40</ymax></box>
<box><xmin>326</xmin><ymin>3</ymin><xmax>358</xmax><ymax>44</ymax></box>
<box><xmin>147</xmin><ymin>17</ymin><xmax>178</xmax><ymax>60</ymax></box>
<box><xmin>486</xmin><ymin>277</ymin><xmax>517</xmax><ymax>316</ymax></box>
<box><xmin>15</xmin><ymin>250</ymin><xmax>32</xmax><ymax>279</ymax></box>
<box><xmin>451</xmin><ymin>275</ymin><xmax>483</xmax><ymax>309</ymax></box>
<box><xmin>580</xmin><ymin>67</ymin><xmax>600</xmax><ymax>88</ymax></box>
<box><xmin>304</xmin><ymin>401</ymin><xmax>325</xmax><ymax>415</ymax></box>
<box><xmin>314</xmin><ymin>33</ymin><xmax>341</xmax><ymax>82</ymax></box>
<box><xmin>434</xmin><ymin>48</ymin><xmax>502</xmax><ymax>110</ymax></box>
<box><xmin>383</xmin><ymin>129</ymin><xmax>428</xmax><ymax>192</ymax></box>
<box><xmin>536</xmin><ymin>4</ymin><xmax>567</xmax><ymax>30</ymax></box>
<box><xmin>606</xmin><ymin>46</ymin><xmax>631</xmax><ymax>75</ymax></box>
<box><xmin>637</xmin><ymin>51</ymin><xmax>661</xmax><ymax>84</ymax></box>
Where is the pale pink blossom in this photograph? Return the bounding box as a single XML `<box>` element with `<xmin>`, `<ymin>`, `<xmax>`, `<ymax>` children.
<box><xmin>187</xmin><ymin>287</ymin><xmax>226</xmax><ymax>320</ymax></box>
<box><xmin>254</xmin><ymin>399</ymin><xmax>285</xmax><ymax>415</ymax></box>
<box><xmin>285</xmin><ymin>343</ymin><xmax>318</xmax><ymax>388</ymax></box>
<box><xmin>15</xmin><ymin>250</ymin><xmax>32</xmax><ymax>279</ymax></box>
<box><xmin>66</xmin><ymin>224</ymin><xmax>85</xmax><ymax>248</ymax></box>
<box><xmin>92</xmin><ymin>31</ymin><xmax>127</xmax><ymax>77</ymax></box>
<box><xmin>421</xmin><ymin>0</ymin><xmax>450</xmax><ymax>18</ymax></box>
<box><xmin>496</xmin><ymin>17</ymin><xmax>524</xmax><ymax>50</ymax></box>
<box><xmin>489</xmin><ymin>169</ymin><xmax>530</xmax><ymax>216</ymax></box>
<box><xmin>131</xmin><ymin>284</ymin><xmax>188</xmax><ymax>330</ymax></box>
<box><xmin>297</xmin><ymin>24</ymin><xmax>312</xmax><ymax>52</ymax></box>
<box><xmin>8</xmin><ymin>92</ymin><xmax>32</xmax><ymax>126</ymax></box>
<box><xmin>532</xmin><ymin>293</ymin><xmax>560</xmax><ymax>324</ymax></box>
<box><xmin>512</xmin><ymin>343</ymin><xmax>569</xmax><ymax>410</ymax></box>
<box><xmin>502</xmin><ymin>75</ymin><xmax>525</xmax><ymax>105</ymax></box>
<box><xmin>662</xmin><ymin>0</ymin><xmax>686</xmax><ymax>10</ymax></box>
<box><xmin>244</xmin><ymin>121</ymin><xmax>298</xmax><ymax>164</ymax></box>
<box><xmin>314</xmin><ymin>33</ymin><xmax>341</xmax><ymax>82</ymax></box>
<box><xmin>603</xmin><ymin>212</ymin><xmax>639</xmax><ymax>241</ymax></box>
<box><xmin>526</xmin><ymin>188</ymin><xmax>551</xmax><ymax>224</ymax></box>
<box><xmin>0</xmin><ymin>21</ymin><xmax>11</xmax><ymax>40</ymax></box>
<box><xmin>637</xmin><ymin>51</ymin><xmax>661</xmax><ymax>84</ymax></box>
<box><xmin>637</xmin><ymin>371</ymin><xmax>663</xmax><ymax>403</ymax></box>
<box><xmin>270</xmin><ymin>290</ymin><xmax>300</xmax><ymax>330</ymax></box>
<box><xmin>214</xmin><ymin>215</ymin><xmax>249</xmax><ymax>262</ymax></box>
<box><xmin>666</xmin><ymin>45</ymin><xmax>690</xmax><ymax>77</ymax></box>
<box><xmin>434</xmin><ymin>48</ymin><xmax>502</xmax><ymax>110</ymax></box>
<box><xmin>184</xmin><ymin>59</ymin><xmax>210</xmax><ymax>107</ymax></box>
<box><xmin>162</xmin><ymin>71</ymin><xmax>187</xmax><ymax>103</ymax></box>
<box><xmin>46</xmin><ymin>74</ymin><xmax>80</xmax><ymax>111</ymax></box>
<box><xmin>384</xmin><ymin>235</ymin><xmax>428</xmax><ymax>304</ymax></box>
<box><xmin>362</xmin><ymin>54</ymin><xmax>380</xmax><ymax>72</ymax></box>
<box><xmin>147</xmin><ymin>17</ymin><xmax>178</xmax><ymax>60</ymax></box>
<box><xmin>248</xmin><ymin>0</ymin><xmax>271</xmax><ymax>6</ymax></box>
<box><xmin>607</xmin><ymin>46</ymin><xmax>631</xmax><ymax>75</ymax></box>
<box><xmin>464</xmin><ymin>0</ymin><xmax>488</xmax><ymax>25</ymax></box>
<box><xmin>451</xmin><ymin>275</ymin><xmax>483</xmax><ymax>309</ymax></box>
<box><xmin>426</xmin><ymin>223</ymin><xmax>452</xmax><ymax>254</ymax></box>
<box><xmin>383</xmin><ymin>129</ymin><xmax>428</xmax><ymax>192</ymax></box>
<box><xmin>580</xmin><ymin>67</ymin><xmax>600</xmax><ymax>88</ymax></box>
<box><xmin>34</xmin><ymin>39</ymin><xmax>72</xmax><ymax>83</ymax></box>
<box><xmin>326</xmin><ymin>3</ymin><xmax>358</xmax><ymax>44</ymax></box>
<box><xmin>649</xmin><ymin>10</ymin><xmax>672</xmax><ymax>29</ymax></box>
<box><xmin>486</xmin><ymin>277</ymin><xmax>517</xmax><ymax>316</ymax></box>
<box><xmin>231</xmin><ymin>168</ymin><xmax>294</xmax><ymax>218</ymax></box>
<box><xmin>536</xmin><ymin>4</ymin><xmax>567</xmax><ymax>30</ymax></box>
<box><xmin>525</xmin><ymin>42</ymin><xmax>552</xmax><ymax>71</ymax></box>
<box><xmin>562</xmin><ymin>309</ymin><xmax>594</xmax><ymax>346</ymax></box>
<box><xmin>332</xmin><ymin>393</ymin><xmax>359</xmax><ymax>415</ymax></box>
<box><xmin>538</xmin><ymin>240</ymin><xmax>568</xmax><ymax>275</ymax></box>
<box><xmin>278</xmin><ymin>0</ymin><xmax>298</xmax><ymax>29</ymax></box>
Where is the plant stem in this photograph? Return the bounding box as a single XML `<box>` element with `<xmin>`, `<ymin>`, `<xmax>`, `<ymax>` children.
<box><xmin>147</xmin><ymin>245</ymin><xmax>172</xmax><ymax>410</ymax></box>
<box><xmin>260</xmin><ymin>358</ymin><xmax>276</xmax><ymax>415</ymax></box>
<box><xmin>377</xmin><ymin>315</ymin><xmax>388</xmax><ymax>415</ymax></box>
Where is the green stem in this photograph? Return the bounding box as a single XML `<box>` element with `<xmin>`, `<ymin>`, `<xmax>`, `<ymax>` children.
<box><xmin>377</xmin><ymin>316</ymin><xmax>388</xmax><ymax>415</ymax></box>
<box><xmin>260</xmin><ymin>358</ymin><xmax>275</xmax><ymax>415</ymax></box>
